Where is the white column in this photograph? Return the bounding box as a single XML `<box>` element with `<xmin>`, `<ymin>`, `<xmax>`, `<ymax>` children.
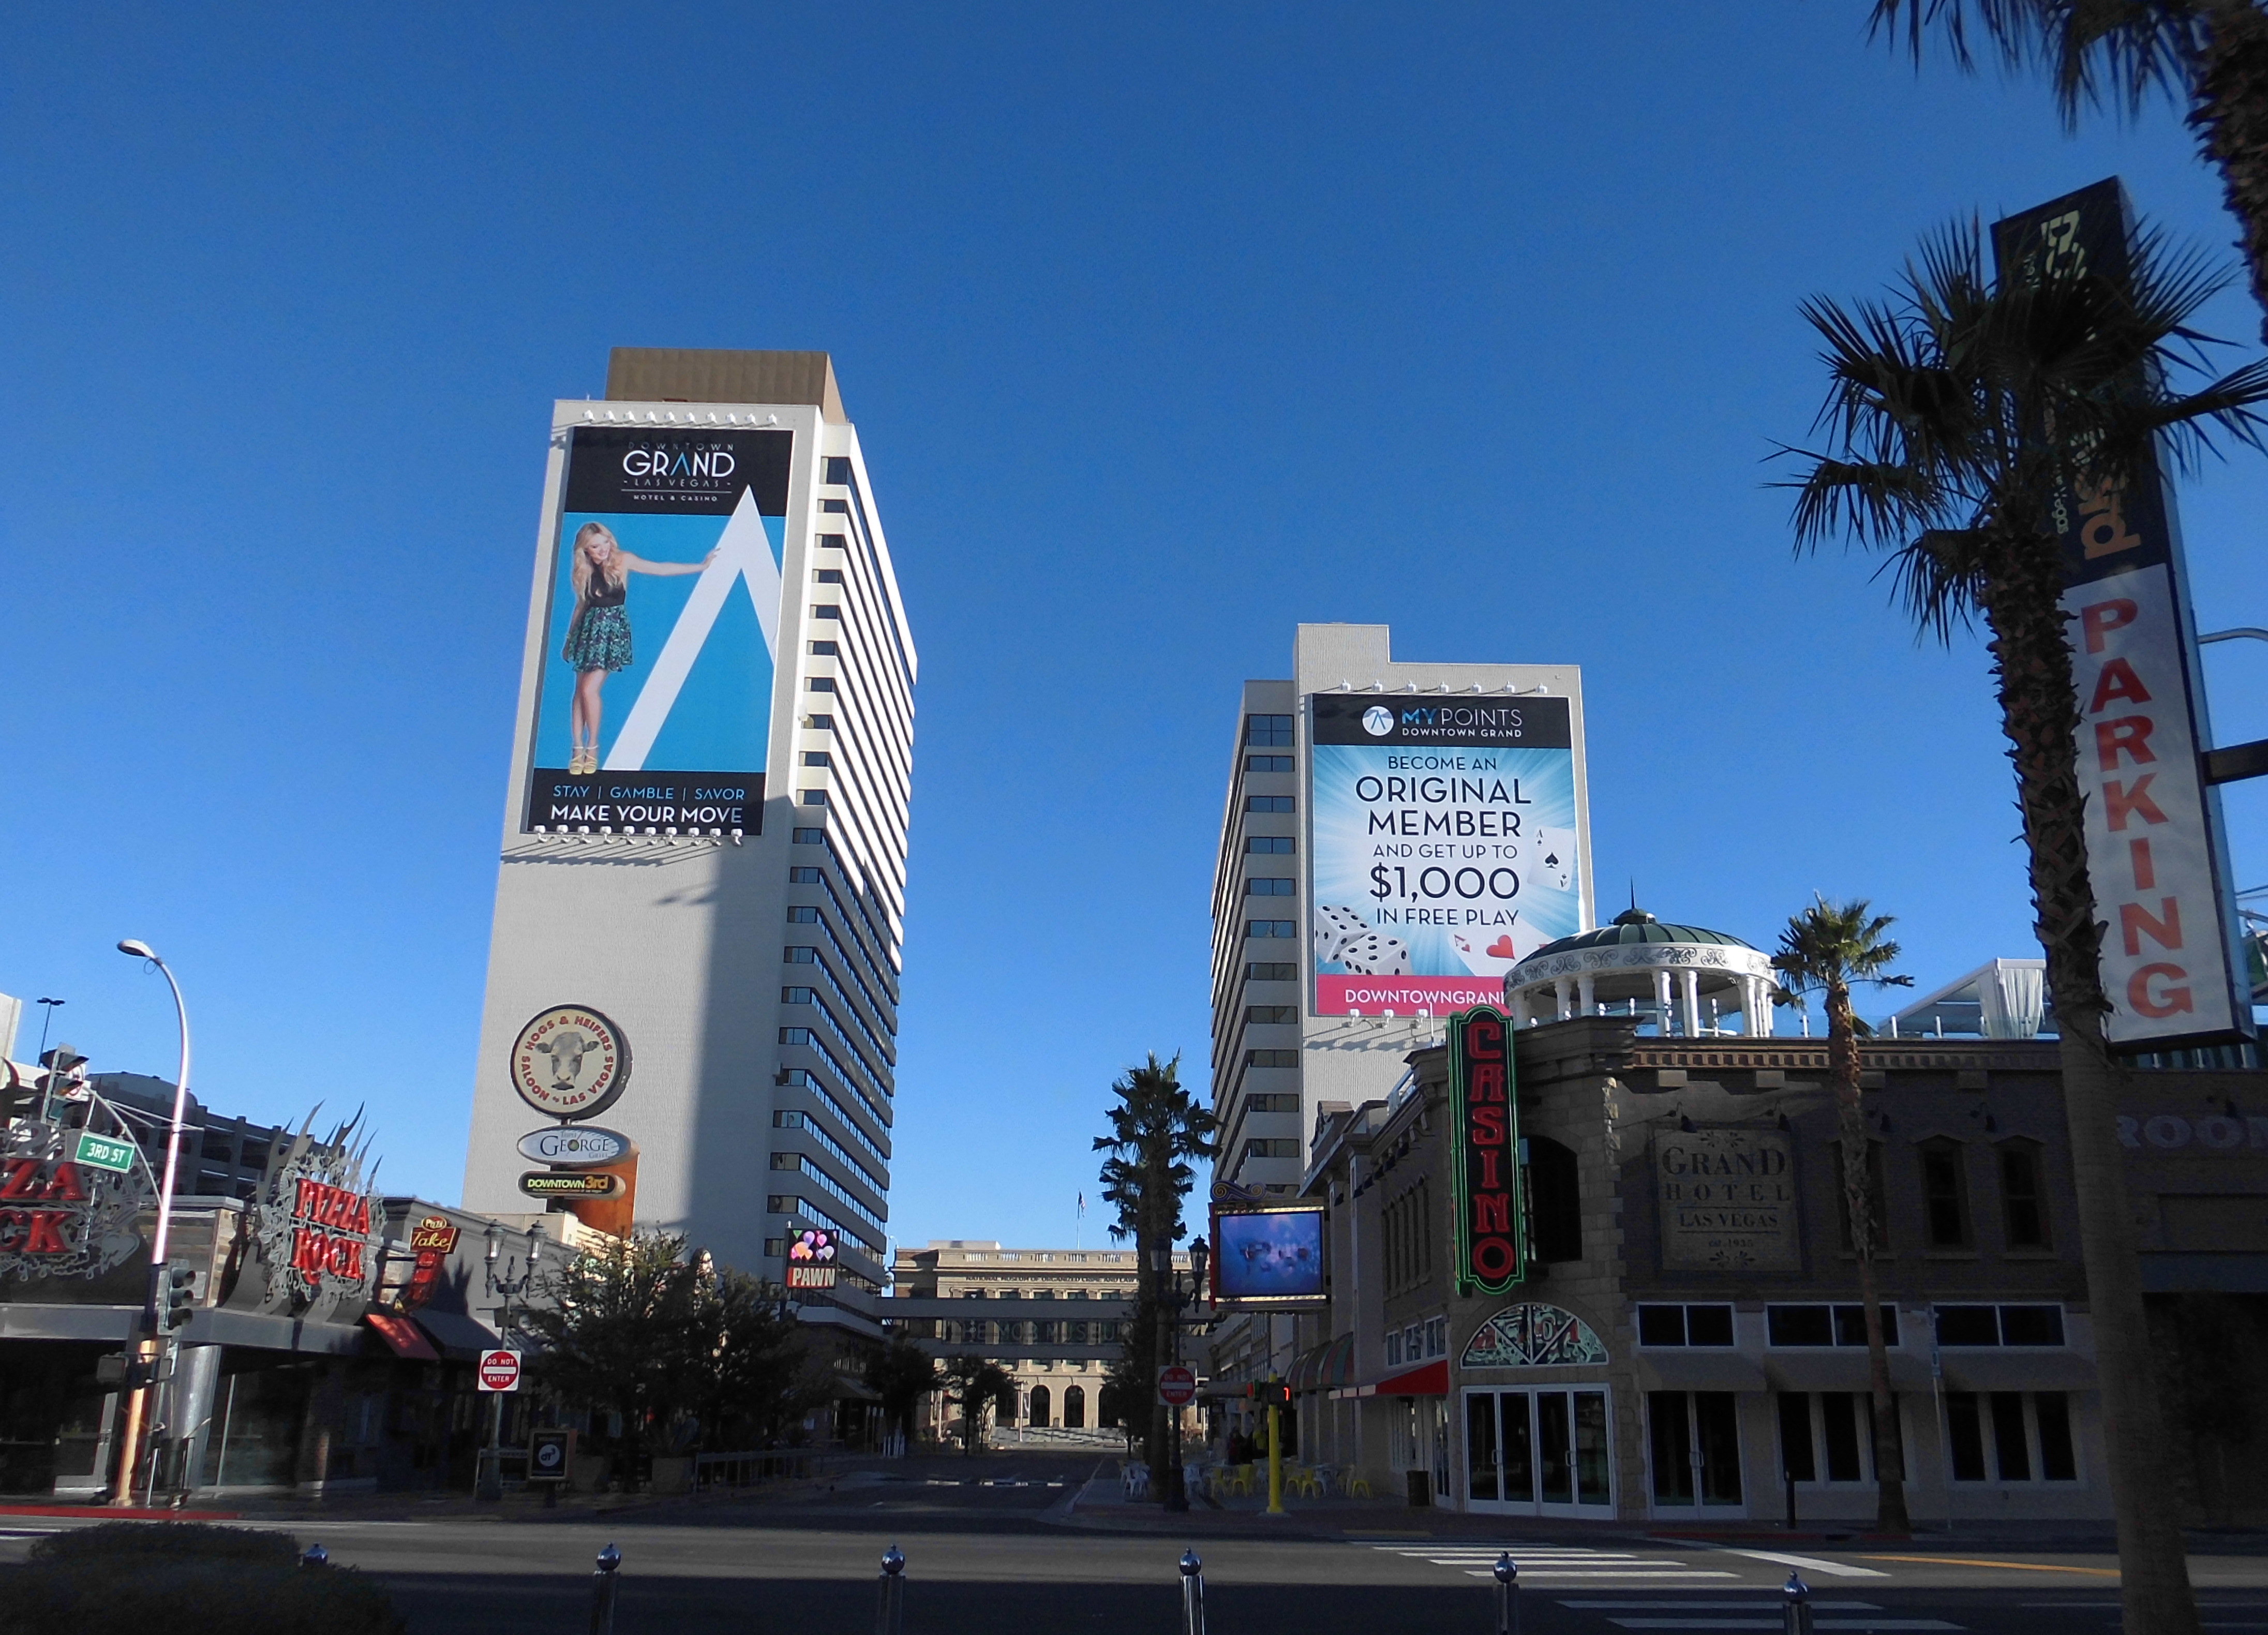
<box><xmin>1680</xmin><ymin>969</ymin><xmax>1702</xmax><ymax>1038</ymax></box>
<box><xmin>1509</xmin><ymin>987</ymin><xmax>1531</xmax><ymax>1028</ymax></box>
<box><xmin>1577</xmin><ymin>974</ymin><xmax>1596</xmax><ymax>1017</ymax></box>
<box><xmin>1553</xmin><ymin>976</ymin><xmax>1573</xmax><ymax>1021</ymax></box>
<box><xmin>1653</xmin><ymin>969</ymin><xmax>1673</xmax><ymax>1034</ymax></box>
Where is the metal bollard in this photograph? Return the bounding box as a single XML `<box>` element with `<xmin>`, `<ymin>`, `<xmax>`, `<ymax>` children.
<box><xmin>301</xmin><ymin>1543</ymin><xmax>329</xmax><ymax>1569</ymax></box>
<box><xmin>1180</xmin><ymin>1548</ymin><xmax>1206</xmax><ymax>1635</ymax></box>
<box><xmin>1492</xmin><ymin>1554</ymin><xmax>1518</xmax><ymax>1635</ymax></box>
<box><xmin>876</xmin><ymin>1544</ymin><xmax>906</xmax><ymax>1635</ymax></box>
<box><xmin>591</xmin><ymin>1543</ymin><xmax>621</xmax><ymax>1635</ymax></box>
<box><xmin>1782</xmin><ymin>1570</ymin><xmax>1813</xmax><ymax>1635</ymax></box>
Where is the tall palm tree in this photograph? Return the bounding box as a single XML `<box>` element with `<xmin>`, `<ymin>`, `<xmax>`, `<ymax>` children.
<box><xmin>1094</xmin><ymin>1052</ymin><xmax>1218</xmax><ymax>1500</ymax></box>
<box><xmin>1772</xmin><ymin>897</ymin><xmax>1917</xmax><ymax>1533</ymax></box>
<box><xmin>1782</xmin><ymin>217</ymin><xmax>2268</xmax><ymax>1635</ymax></box>
<box><xmin>1872</xmin><ymin>0</ymin><xmax>2268</xmax><ymax>339</ymax></box>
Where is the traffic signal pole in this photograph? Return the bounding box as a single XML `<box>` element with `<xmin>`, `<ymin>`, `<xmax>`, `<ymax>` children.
<box><xmin>1266</xmin><ymin>1379</ymin><xmax>1285</xmax><ymax>1515</ymax></box>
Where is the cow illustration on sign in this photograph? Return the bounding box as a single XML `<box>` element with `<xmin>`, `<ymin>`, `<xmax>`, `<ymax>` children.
<box><xmin>560</xmin><ymin>523</ymin><xmax>715</xmax><ymax>776</ymax></box>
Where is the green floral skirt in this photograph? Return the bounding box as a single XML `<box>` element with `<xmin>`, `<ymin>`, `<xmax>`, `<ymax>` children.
<box><xmin>563</xmin><ymin>605</ymin><xmax>632</xmax><ymax>674</ymax></box>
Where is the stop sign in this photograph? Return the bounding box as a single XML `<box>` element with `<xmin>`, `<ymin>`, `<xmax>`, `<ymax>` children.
<box><xmin>477</xmin><ymin>1348</ymin><xmax>523</xmax><ymax>1392</ymax></box>
<box><xmin>1156</xmin><ymin>1365</ymin><xmax>1197</xmax><ymax>1406</ymax></box>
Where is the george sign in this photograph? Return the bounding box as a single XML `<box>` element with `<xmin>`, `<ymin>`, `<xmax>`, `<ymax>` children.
<box><xmin>1449</xmin><ymin>1005</ymin><xmax>1524</xmax><ymax>1295</ymax></box>
<box><xmin>1306</xmin><ymin>693</ymin><xmax>1590</xmax><ymax>1017</ymax></box>
<box><xmin>519</xmin><ymin>1171</ymin><xmax>623</xmax><ymax>1199</ymax></box>
<box><xmin>515</xmin><ymin>1124</ymin><xmax>634</xmax><ymax>1169</ymax></box>
<box><xmin>71</xmin><ymin>1133</ymin><xmax>137</xmax><ymax>1176</ymax></box>
<box><xmin>1157</xmin><ymin>1365</ymin><xmax>1198</xmax><ymax>1407</ymax></box>
<box><xmin>510</xmin><ymin>1006</ymin><xmax>631</xmax><ymax>1120</ymax></box>
<box><xmin>477</xmin><ymin>1348</ymin><xmax>523</xmax><ymax>1392</ymax></box>
<box><xmin>528</xmin><ymin>1426</ymin><xmax>574</xmax><ymax>1482</ymax></box>
<box><xmin>523</xmin><ymin>425</ymin><xmax>794</xmax><ymax>834</ymax></box>
<box><xmin>1652</xmin><ymin>1126</ymin><xmax>1800</xmax><ymax>1271</ymax></box>
<box><xmin>1993</xmin><ymin>180</ymin><xmax>2253</xmax><ymax>1049</ymax></box>
<box><xmin>1210</xmin><ymin>1202</ymin><xmax>1328</xmax><ymax>1309</ymax></box>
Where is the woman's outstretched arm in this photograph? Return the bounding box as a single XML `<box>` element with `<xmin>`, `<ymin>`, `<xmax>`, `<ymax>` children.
<box><xmin>619</xmin><ymin>547</ymin><xmax>719</xmax><ymax>578</ymax></box>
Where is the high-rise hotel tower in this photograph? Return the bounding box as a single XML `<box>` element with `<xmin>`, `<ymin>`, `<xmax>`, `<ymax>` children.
<box><xmin>462</xmin><ymin>350</ymin><xmax>913</xmax><ymax>1325</ymax></box>
<box><xmin>1206</xmin><ymin>624</ymin><xmax>1589</xmax><ymax>1381</ymax></box>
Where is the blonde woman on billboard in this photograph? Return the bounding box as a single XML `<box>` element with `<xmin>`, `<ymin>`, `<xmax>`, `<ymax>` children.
<box><xmin>561</xmin><ymin>522</ymin><xmax>715</xmax><ymax>775</ymax></box>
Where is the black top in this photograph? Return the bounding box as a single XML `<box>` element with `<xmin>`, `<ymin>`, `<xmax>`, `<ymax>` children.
<box><xmin>584</xmin><ymin>568</ymin><xmax>626</xmax><ymax>608</ymax></box>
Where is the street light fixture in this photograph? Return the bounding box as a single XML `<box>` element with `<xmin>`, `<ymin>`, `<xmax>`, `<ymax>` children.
<box><xmin>476</xmin><ymin>1223</ymin><xmax>545</xmax><ymax>1500</ymax></box>
<box><xmin>109</xmin><ymin>939</ymin><xmax>192</xmax><ymax>1508</ymax></box>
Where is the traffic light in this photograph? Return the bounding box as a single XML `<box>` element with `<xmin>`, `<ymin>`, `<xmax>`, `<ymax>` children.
<box><xmin>1245</xmin><ymin>1380</ymin><xmax>1290</xmax><ymax>1406</ymax></box>
<box><xmin>162</xmin><ymin>1263</ymin><xmax>200</xmax><ymax>1331</ymax></box>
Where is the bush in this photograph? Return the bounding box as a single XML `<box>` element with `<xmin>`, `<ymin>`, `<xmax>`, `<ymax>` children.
<box><xmin>4</xmin><ymin>1527</ymin><xmax>404</xmax><ymax>1635</ymax></box>
<box><xmin>31</xmin><ymin>1521</ymin><xmax>298</xmax><ymax>1565</ymax></box>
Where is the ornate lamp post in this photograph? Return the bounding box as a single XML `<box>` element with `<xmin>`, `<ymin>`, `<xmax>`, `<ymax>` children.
<box><xmin>1163</xmin><ymin>1236</ymin><xmax>1211</xmax><ymax>1513</ymax></box>
<box><xmin>476</xmin><ymin>1223</ymin><xmax>543</xmax><ymax>1501</ymax></box>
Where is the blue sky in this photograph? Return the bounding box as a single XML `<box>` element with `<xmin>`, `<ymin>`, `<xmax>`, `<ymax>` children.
<box><xmin>7</xmin><ymin>5</ymin><xmax>2267</xmax><ymax>1255</ymax></box>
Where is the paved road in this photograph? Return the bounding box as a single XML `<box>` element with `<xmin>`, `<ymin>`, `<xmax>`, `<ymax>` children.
<box><xmin>5</xmin><ymin>1451</ymin><xmax>2267</xmax><ymax>1634</ymax></box>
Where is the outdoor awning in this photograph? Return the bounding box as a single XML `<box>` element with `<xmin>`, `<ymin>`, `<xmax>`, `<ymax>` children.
<box><xmin>1937</xmin><ymin>1351</ymin><xmax>2098</xmax><ymax>1392</ymax></box>
<box><xmin>1762</xmin><ymin>1349</ymin><xmax>1934</xmax><ymax>1393</ymax></box>
<box><xmin>412</xmin><ymin>1308</ymin><xmax>502</xmax><ymax>1360</ymax></box>
<box><xmin>1289</xmin><ymin>1333</ymin><xmax>1357</xmax><ymax>1393</ymax></box>
<box><xmin>366</xmin><ymin>1311</ymin><xmax>440</xmax><ymax>1361</ymax></box>
<box><xmin>1635</xmin><ymin>1351</ymin><xmax>1769</xmax><ymax>1393</ymax></box>
<box><xmin>1332</xmin><ymin>1359</ymin><xmax>1451</xmax><ymax>1400</ymax></box>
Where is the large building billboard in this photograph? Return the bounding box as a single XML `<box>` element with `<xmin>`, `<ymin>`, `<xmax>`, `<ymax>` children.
<box><xmin>1993</xmin><ymin>180</ymin><xmax>2254</xmax><ymax>1048</ymax></box>
<box><xmin>1307</xmin><ymin>694</ymin><xmax>1585</xmax><ymax>1017</ymax></box>
<box><xmin>524</xmin><ymin>427</ymin><xmax>793</xmax><ymax>833</ymax></box>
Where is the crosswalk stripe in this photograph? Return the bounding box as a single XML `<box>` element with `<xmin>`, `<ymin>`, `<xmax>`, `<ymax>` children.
<box><xmin>1593</xmin><ymin>1623</ymin><xmax>1959</xmax><ymax>1632</ymax></box>
<box><xmin>1560</xmin><ymin>1601</ymin><xmax>1882</xmax><ymax>1610</ymax></box>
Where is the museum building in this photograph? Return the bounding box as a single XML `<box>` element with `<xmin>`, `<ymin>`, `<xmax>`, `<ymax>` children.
<box><xmin>1237</xmin><ymin>910</ymin><xmax>2268</xmax><ymax>1525</ymax></box>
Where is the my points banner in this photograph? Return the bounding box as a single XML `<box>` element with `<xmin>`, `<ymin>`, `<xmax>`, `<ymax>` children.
<box><xmin>1307</xmin><ymin>694</ymin><xmax>1584</xmax><ymax>1017</ymax></box>
<box><xmin>525</xmin><ymin>427</ymin><xmax>794</xmax><ymax>833</ymax></box>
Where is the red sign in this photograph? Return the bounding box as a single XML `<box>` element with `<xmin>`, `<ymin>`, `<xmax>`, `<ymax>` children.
<box><xmin>1450</xmin><ymin>1005</ymin><xmax>1524</xmax><ymax>1295</ymax></box>
<box><xmin>477</xmin><ymin>1349</ymin><xmax>523</xmax><ymax>1392</ymax></box>
<box><xmin>397</xmin><ymin>1214</ymin><xmax>460</xmax><ymax>1313</ymax></box>
<box><xmin>1156</xmin><ymin>1365</ymin><xmax>1197</xmax><ymax>1406</ymax></box>
<box><xmin>288</xmin><ymin>1176</ymin><xmax>371</xmax><ymax>1285</ymax></box>
<box><xmin>0</xmin><ymin>1160</ymin><xmax>91</xmax><ymax>1256</ymax></box>
<box><xmin>786</xmin><ymin>1262</ymin><xmax>837</xmax><ymax>1290</ymax></box>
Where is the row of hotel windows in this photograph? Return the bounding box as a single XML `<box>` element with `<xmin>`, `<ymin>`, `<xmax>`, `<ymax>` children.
<box><xmin>1247</xmin><ymin>754</ymin><xmax>1292</xmax><ymax>772</ymax></box>
<box><xmin>1765</xmin><ymin>1391</ymin><xmax>2078</xmax><ymax>1485</ymax></box>
<box><xmin>1840</xmin><ymin>1139</ymin><xmax>2052</xmax><ymax>1251</ymax></box>
<box><xmin>768</xmin><ymin>1151</ymin><xmax>886</xmax><ymax>1233</ymax></box>
<box><xmin>1248</xmin><ymin>920</ymin><xmax>1297</xmax><ymax>939</ymax></box>
<box><xmin>1247</xmin><ymin>715</ymin><xmax>1294</xmax><ymax>746</ymax></box>
<box><xmin>790</xmin><ymin>827</ymin><xmax>904</xmax><ymax>982</ymax></box>
<box><xmin>1637</xmin><ymin>1301</ymin><xmax>2067</xmax><ymax>1348</ymax></box>
<box><xmin>940</xmin><ymin>1319</ymin><xmax>1122</xmax><ymax>1344</ymax></box>
<box><xmin>1246</xmin><ymin>836</ymin><xmax>1295</xmax><ymax>854</ymax></box>
<box><xmin>1384</xmin><ymin>1316</ymin><xmax>1450</xmax><ymax>1366</ymax></box>
<box><xmin>773</xmin><ymin>1108</ymin><xmax>887</xmax><ymax>1187</ymax></box>
<box><xmin>1247</xmin><ymin>962</ymin><xmax>1296</xmax><ymax>980</ymax></box>
<box><xmin>1247</xmin><ymin>878</ymin><xmax>1296</xmax><ymax>896</ymax></box>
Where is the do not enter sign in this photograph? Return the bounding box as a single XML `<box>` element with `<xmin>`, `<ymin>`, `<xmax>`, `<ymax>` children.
<box><xmin>1156</xmin><ymin>1365</ymin><xmax>1197</xmax><ymax>1406</ymax></box>
<box><xmin>477</xmin><ymin>1349</ymin><xmax>523</xmax><ymax>1392</ymax></box>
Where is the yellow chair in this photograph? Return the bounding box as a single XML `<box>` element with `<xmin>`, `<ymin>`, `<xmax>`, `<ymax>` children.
<box><xmin>1222</xmin><ymin>1463</ymin><xmax>1254</xmax><ymax>1497</ymax></box>
<box><xmin>1345</xmin><ymin>1473</ymin><xmax>1374</xmax><ymax>1499</ymax></box>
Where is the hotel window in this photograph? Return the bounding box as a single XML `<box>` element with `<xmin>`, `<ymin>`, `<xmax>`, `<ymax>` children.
<box><xmin>1998</xmin><ymin>1141</ymin><xmax>2050</xmax><ymax>1248</ymax></box>
<box><xmin>1247</xmin><ymin>878</ymin><xmax>1296</xmax><ymax>896</ymax></box>
<box><xmin>1919</xmin><ymin>1139</ymin><xmax>1972</xmax><ymax>1249</ymax></box>
<box><xmin>804</xmin><ymin>714</ymin><xmax>834</xmax><ymax>730</ymax></box>
<box><xmin>1245</xmin><ymin>1050</ymin><xmax>1298</xmax><ymax>1068</ymax></box>
<box><xmin>802</xmin><ymin>791</ymin><xmax>828</xmax><ymax>805</ymax></box>
<box><xmin>1247</xmin><ymin>962</ymin><xmax>1296</xmax><ymax>980</ymax></box>
<box><xmin>1944</xmin><ymin>1392</ymin><xmax>2078</xmax><ymax>1481</ymax></box>
<box><xmin>1934</xmin><ymin>1304</ymin><xmax>2066</xmax><ymax>1347</ymax></box>
<box><xmin>808</xmin><ymin>677</ymin><xmax>836</xmax><ymax>692</ymax></box>
<box><xmin>1245</xmin><ymin>1093</ymin><xmax>1299</xmax><ymax>1112</ymax></box>
<box><xmin>787</xmin><ymin>906</ymin><xmax>819</xmax><ymax>924</ymax></box>
<box><xmin>1245</xmin><ymin>754</ymin><xmax>1292</xmax><ymax>772</ymax></box>
<box><xmin>1247</xmin><ymin>920</ymin><xmax>1295</xmax><ymax>939</ymax></box>
<box><xmin>813</xmin><ymin>605</ymin><xmax>842</xmax><ymax>620</ymax></box>
<box><xmin>784</xmin><ymin>947</ymin><xmax>818</xmax><ymax>964</ymax></box>
<box><xmin>1247</xmin><ymin>795</ymin><xmax>1296</xmax><ymax>813</ymax></box>
<box><xmin>809</xmin><ymin>640</ymin><xmax>838</xmax><ymax>655</ymax></box>
<box><xmin>788</xmin><ymin>868</ymin><xmax>822</xmax><ymax>884</ymax></box>
<box><xmin>1246</xmin><ymin>1005</ymin><xmax>1297</xmax><ymax>1024</ymax></box>
<box><xmin>781</xmin><ymin>987</ymin><xmax>815</xmax><ymax>1004</ymax></box>
<box><xmin>1637</xmin><ymin>1304</ymin><xmax>1736</xmax><ymax>1346</ymax></box>
<box><xmin>1424</xmin><ymin>1316</ymin><xmax>1448</xmax><ymax>1356</ymax></box>
<box><xmin>793</xmin><ymin>828</ymin><xmax>825</xmax><ymax>844</ymax></box>
<box><xmin>1777</xmin><ymin>1393</ymin><xmax>1883</xmax><ymax>1483</ymax></box>
<box><xmin>1767</xmin><ymin>1304</ymin><xmax>1900</xmax><ymax>1347</ymax></box>
<box><xmin>1242</xmin><ymin>1138</ymin><xmax>1297</xmax><ymax>1161</ymax></box>
<box><xmin>814</xmin><ymin>569</ymin><xmax>845</xmax><ymax>584</ymax></box>
<box><xmin>802</xmin><ymin>752</ymin><xmax>832</xmax><ymax>767</ymax></box>
<box><xmin>1247</xmin><ymin>836</ymin><xmax>1295</xmax><ymax>854</ymax></box>
<box><xmin>1245</xmin><ymin>715</ymin><xmax>1293</xmax><ymax>747</ymax></box>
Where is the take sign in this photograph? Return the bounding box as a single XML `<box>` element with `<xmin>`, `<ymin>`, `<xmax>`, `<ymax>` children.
<box><xmin>477</xmin><ymin>1349</ymin><xmax>523</xmax><ymax>1392</ymax></box>
<box><xmin>1156</xmin><ymin>1365</ymin><xmax>1197</xmax><ymax>1406</ymax></box>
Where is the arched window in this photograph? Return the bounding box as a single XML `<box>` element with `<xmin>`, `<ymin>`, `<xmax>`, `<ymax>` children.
<box><xmin>1527</xmin><ymin>1134</ymin><xmax>1584</xmax><ymax>1263</ymax></box>
<box><xmin>1029</xmin><ymin>1385</ymin><xmax>1052</xmax><ymax>1429</ymax></box>
<box><xmin>1064</xmin><ymin>1385</ymin><xmax>1086</xmax><ymax>1429</ymax></box>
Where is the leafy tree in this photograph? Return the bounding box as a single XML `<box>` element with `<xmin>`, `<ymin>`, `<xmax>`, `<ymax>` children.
<box><xmin>938</xmin><ymin>1356</ymin><xmax>1015</xmax><ymax>1455</ymax></box>
<box><xmin>1781</xmin><ymin>217</ymin><xmax>2268</xmax><ymax>1634</ymax></box>
<box><xmin>863</xmin><ymin>1335</ymin><xmax>942</xmax><ymax>1447</ymax></box>
<box><xmin>688</xmin><ymin>1261</ymin><xmax>813</xmax><ymax>1450</ymax></box>
<box><xmin>1772</xmin><ymin>897</ymin><xmax>1916</xmax><ymax>1533</ymax></box>
<box><xmin>1872</xmin><ymin>0</ymin><xmax>2268</xmax><ymax>339</ymax></box>
<box><xmin>1093</xmin><ymin>1052</ymin><xmax>1217</xmax><ymax>1498</ymax></box>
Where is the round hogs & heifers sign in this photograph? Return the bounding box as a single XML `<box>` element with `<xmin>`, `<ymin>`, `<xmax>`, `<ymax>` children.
<box><xmin>509</xmin><ymin>1005</ymin><xmax>631</xmax><ymax>1120</ymax></box>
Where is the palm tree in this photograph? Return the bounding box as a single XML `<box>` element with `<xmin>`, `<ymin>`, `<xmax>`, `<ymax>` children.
<box><xmin>1871</xmin><ymin>0</ymin><xmax>2268</xmax><ymax>340</ymax></box>
<box><xmin>1772</xmin><ymin>897</ymin><xmax>1917</xmax><ymax>1533</ymax></box>
<box><xmin>1782</xmin><ymin>217</ymin><xmax>2268</xmax><ymax>1635</ymax></box>
<box><xmin>863</xmin><ymin>1335</ymin><xmax>942</xmax><ymax>1451</ymax></box>
<box><xmin>1093</xmin><ymin>1052</ymin><xmax>1218</xmax><ymax>1500</ymax></box>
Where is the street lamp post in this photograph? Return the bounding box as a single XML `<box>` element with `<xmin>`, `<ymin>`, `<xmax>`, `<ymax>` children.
<box><xmin>1162</xmin><ymin>1237</ymin><xmax>1211</xmax><ymax>1514</ymax></box>
<box><xmin>109</xmin><ymin>941</ymin><xmax>190</xmax><ymax>1509</ymax></box>
<box><xmin>477</xmin><ymin>1224</ymin><xmax>543</xmax><ymax>1501</ymax></box>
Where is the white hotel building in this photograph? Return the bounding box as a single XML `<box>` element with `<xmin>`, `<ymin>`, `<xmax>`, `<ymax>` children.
<box><xmin>462</xmin><ymin>350</ymin><xmax>913</xmax><ymax>1326</ymax></box>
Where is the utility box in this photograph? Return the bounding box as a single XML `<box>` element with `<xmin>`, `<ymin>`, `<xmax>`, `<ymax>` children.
<box><xmin>1405</xmin><ymin>1468</ymin><xmax>1431</xmax><ymax>1507</ymax></box>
